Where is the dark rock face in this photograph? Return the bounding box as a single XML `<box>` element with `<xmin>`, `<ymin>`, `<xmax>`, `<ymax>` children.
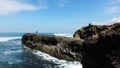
<box><xmin>22</xmin><ymin>23</ymin><xmax>120</xmax><ymax>68</ymax></box>
<box><xmin>73</xmin><ymin>24</ymin><xmax>112</xmax><ymax>40</ymax></box>
<box><xmin>22</xmin><ymin>33</ymin><xmax>82</xmax><ymax>61</ymax></box>
<box><xmin>74</xmin><ymin>23</ymin><xmax>120</xmax><ymax>68</ymax></box>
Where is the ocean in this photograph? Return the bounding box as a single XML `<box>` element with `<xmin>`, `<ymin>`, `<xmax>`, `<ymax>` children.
<box><xmin>0</xmin><ymin>33</ymin><xmax>82</xmax><ymax>68</ymax></box>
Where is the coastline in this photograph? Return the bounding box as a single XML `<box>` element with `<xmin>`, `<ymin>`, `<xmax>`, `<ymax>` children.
<box><xmin>22</xmin><ymin>23</ymin><xmax>120</xmax><ymax>68</ymax></box>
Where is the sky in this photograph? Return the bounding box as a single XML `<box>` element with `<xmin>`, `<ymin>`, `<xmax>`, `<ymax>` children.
<box><xmin>0</xmin><ymin>0</ymin><xmax>120</xmax><ymax>33</ymax></box>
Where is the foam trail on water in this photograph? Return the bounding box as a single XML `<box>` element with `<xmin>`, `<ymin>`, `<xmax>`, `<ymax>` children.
<box><xmin>4</xmin><ymin>50</ymin><xmax>22</xmax><ymax>55</ymax></box>
<box><xmin>0</xmin><ymin>36</ymin><xmax>21</xmax><ymax>42</ymax></box>
<box><xmin>31</xmin><ymin>50</ymin><xmax>82</xmax><ymax>68</ymax></box>
<box><xmin>54</xmin><ymin>33</ymin><xmax>73</xmax><ymax>38</ymax></box>
<box><xmin>16</xmin><ymin>41</ymin><xmax>21</xmax><ymax>45</ymax></box>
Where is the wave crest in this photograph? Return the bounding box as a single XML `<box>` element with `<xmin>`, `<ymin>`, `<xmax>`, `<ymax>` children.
<box><xmin>0</xmin><ymin>36</ymin><xmax>21</xmax><ymax>42</ymax></box>
<box><xmin>31</xmin><ymin>50</ymin><xmax>82</xmax><ymax>68</ymax></box>
<box><xmin>54</xmin><ymin>33</ymin><xmax>73</xmax><ymax>38</ymax></box>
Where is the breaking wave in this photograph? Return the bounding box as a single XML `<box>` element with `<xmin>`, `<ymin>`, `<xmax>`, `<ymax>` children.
<box><xmin>0</xmin><ymin>36</ymin><xmax>21</xmax><ymax>42</ymax></box>
<box><xmin>32</xmin><ymin>50</ymin><xmax>82</xmax><ymax>68</ymax></box>
<box><xmin>54</xmin><ymin>33</ymin><xmax>73</xmax><ymax>38</ymax></box>
<box><xmin>4</xmin><ymin>50</ymin><xmax>22</xmax><ymax>55</ymax></box>
<box><xmin>29</xmin><ymin>49</ymin><xmax>82</xmax><ymax>68</ymax></box>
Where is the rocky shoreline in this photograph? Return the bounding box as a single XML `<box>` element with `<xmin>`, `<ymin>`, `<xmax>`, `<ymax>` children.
<box><xmin>22</xmin><ymin>23</ymin><xmax>120</xmax><ymax>68</ymax></box>
<box><xmin>22</xmin><ymin>33</ymin><xmax>82</xmax><ymax>61</ymax></box>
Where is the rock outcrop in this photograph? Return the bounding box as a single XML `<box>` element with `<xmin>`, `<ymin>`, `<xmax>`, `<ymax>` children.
<box><xmin>22</xmin><ymin>23</ymin><xmax>120</xmax><ymax>68</ymax></box>
<box><xmin>22</xmin><ymin>34</ymin><xmax>82</xmax><ymax>61</ymax></box>
<box><xmin>74</xmin><ymin>23</ymin><xmax>120</xmax><ymax>68</ymax></box>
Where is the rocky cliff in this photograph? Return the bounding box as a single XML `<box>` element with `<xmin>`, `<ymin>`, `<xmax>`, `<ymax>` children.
<box><xmin>74</xmin><ymin>23</ymin><xmax>120</xmax><ymax>68</ymax></box>
<box><xmin>22</xmin><ymin>23</ymin><xmax>120</xmax><ymax>68</ymax></box>
<box><xmin>22</xmin><ymin>34</ymin><xmax>82</xmax><ymax>61</ymax></box>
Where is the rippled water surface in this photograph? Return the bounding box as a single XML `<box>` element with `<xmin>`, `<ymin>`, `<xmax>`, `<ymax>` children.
<box><xmin>0</xmin><ymin>33</ymin><xmax>82</xmax><ymax>68</ymax></box>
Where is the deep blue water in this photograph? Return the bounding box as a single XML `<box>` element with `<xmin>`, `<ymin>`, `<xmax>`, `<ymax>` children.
<box><xmin>0</xmin><ymin>33</ymin><xmax>82</xmax><ymax>68</ymax></box>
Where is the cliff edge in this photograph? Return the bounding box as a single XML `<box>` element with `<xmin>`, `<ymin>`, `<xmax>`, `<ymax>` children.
<box><xmin>22</xmin><ymin>23</ymin><xmax>120</xmax><ymax>68</ymax></box>
<box><xmin>22</xmin><ymin>34</ymin><xmax>82</xmax><ymax>61</ymax></box>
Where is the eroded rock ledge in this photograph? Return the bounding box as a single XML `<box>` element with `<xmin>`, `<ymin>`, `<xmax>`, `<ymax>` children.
<box><xmin>22</xmin><ymin>34</ymin><xmax>82</xmax><ymax>61</ymax></box>
<box><xmin>22</xmin><ymin>23</ymin><xmax>120</xmax><ymax>68</ymax></box>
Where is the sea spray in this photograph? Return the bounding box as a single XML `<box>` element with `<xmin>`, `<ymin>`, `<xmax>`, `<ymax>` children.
<box><xmin>0</xmin><ymin>36</ymin><xmax>21</xmax><ymax>42</ymax></box>
<box><xmin>54</xmin><ymin>33</ymin><xmax>73</xmax><ymax>38</ymax></box>
<box><xmin>24</xmin><ymin>46</ymin><xmax>82</xmax><ymax>68</ymax></box>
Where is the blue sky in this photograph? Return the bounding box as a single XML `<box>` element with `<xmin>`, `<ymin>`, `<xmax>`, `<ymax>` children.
<box><xmin>0</xmin><ymin>0</ymin><xmax>120</xmax><ymax>33</ymax></box>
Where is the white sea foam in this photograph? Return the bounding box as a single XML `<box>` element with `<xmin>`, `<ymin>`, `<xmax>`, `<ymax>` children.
<box><xmin>7</xmin><ymin>59</ymin><xmax>23</xmax><ymax>64</ymax></box>
<box><xmin>0</xmin><ymin>36</ymin><xmax>21</xmax><ymax>42</ymax></box>
<box><xmin>31</xmin><ymin>50</ymin><xmax>82</xmax><ymax>68</ymax></box>
<box><xmin>8</xmin><ymin>62</ymin><xmax>14</xmax><ymax>65</ymax></box>
<box><xmin>4</xmin><ymin>50</ymin><xmax>22</xmax><ymax>55</ymax></box>
<box><xmin>54</xmin><ymin>33</ymin><xmax>73</xmax><ymax>38</ymax></box>
<box><xmin>16</xmin><ymin>41</ymin><xmax>21</xmax><ymax>45</ymax></box>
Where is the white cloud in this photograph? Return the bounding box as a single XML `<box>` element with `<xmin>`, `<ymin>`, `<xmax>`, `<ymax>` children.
<box><xmin>106</xmin><ymin>6</ymin><xmax>120</xmax><ymax>13</ymax></box>
<box><xmin>111</xmin><ymin>17</ymin><xmax>120</xmax><ymax>22</ymax></box>
<box><xmin>0</xmin><ymin>0</ymin><xmax>70</xmax><ymax>15</ymax></box>
<box><xmin>57</xmin><ymin>0</ymin><xmax>69</xmax><ymax>7</ymax></box>
<box><xmin>110</xmin><ymin>0</ymin><xmax>120</xmax><ymax>3</ymax></box>
<box><xmin>92</xmin><ymin>17</ymin><xmax>120</xmax><ymax>25</ymax></box>
<box><xmin>106</xmin><ymin>0</ymin><xmax>120</xmax><ymax>14</ymax></box>
<box><xmin>108</xmin><ymin>0</ymin><xmax>120</xmax><ymax>5</ymax></box>
<box><xmin>0</xmin><ymin>0</ymin><xmax>39</xmax><ymax>15</ymax></box>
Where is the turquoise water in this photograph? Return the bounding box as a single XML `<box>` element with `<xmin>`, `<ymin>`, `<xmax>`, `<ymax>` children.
<box><xmin>0</xmin><ymin>33</ymin><xmax>82</xmax><ymax>68</ymax></box>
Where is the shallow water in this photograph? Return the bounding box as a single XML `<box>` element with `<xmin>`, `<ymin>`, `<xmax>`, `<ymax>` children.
<box><xmin>0</xmin><ymin>33</ymin><xmax>82</xmax><ymax>68</ymax></box>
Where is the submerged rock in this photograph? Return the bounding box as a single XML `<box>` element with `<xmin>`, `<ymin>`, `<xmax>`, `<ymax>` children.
<box><xmin>22</xmin><ymin>23</ymin><xmax>120</xmax><ymax>68</ymax></box>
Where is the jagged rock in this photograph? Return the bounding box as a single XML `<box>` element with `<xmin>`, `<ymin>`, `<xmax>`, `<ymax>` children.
<box><xmin>22</xmin><ymin>33</ymin><xmax>82</xmax><ymax>61</ymax></box>
<box><xmin>78</xmin><ymin>23</ymin><xmax>120</xmax><ymax>68</ymax></box>
<box><xmin>73</xmin><ymin>24</ymin><xmax>112</xmax><ymax>40</ymax></box>
<box><xmin>22</xmin><ymin>23</ymin><xmax>120</xmax><ymax>68</ymax></box>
